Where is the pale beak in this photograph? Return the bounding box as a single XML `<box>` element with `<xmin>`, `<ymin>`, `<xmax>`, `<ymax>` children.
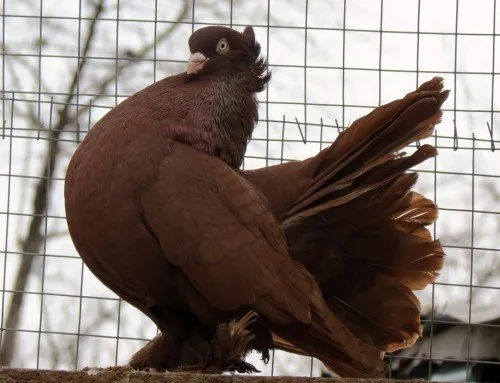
<box><xmin>187</xmin><ymin>52</ymin><xmax>208</xmax><ymax>75</ymax></box>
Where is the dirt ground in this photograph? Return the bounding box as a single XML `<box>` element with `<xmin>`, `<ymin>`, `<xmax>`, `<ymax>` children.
<box><xmin>0</xmin><ymin>366</ymin><xmax>447</xmax><ymax>383</ymax></box>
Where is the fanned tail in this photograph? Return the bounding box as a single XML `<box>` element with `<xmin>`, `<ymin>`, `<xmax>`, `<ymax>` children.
<box><xmin>284</xmin><ymin>77</ymin><xmax>449</xmax><ymax>222</ymax></box>
<box><xmin>271</xmin><ymin>77</ymin><xmax>447</xmax><ymax>369</ymax></box>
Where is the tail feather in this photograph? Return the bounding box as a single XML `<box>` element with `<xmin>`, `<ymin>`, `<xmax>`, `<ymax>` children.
<box><xmin>269</xmin><ymin>77</ymin><xmax>447</xmax><ymax>366</ymax></box>
<box><xmin>327</xmin><ymin>275</ymin><xmax>422</xmax><ymax>353</ymax></box>
<box><xmin>286</xmin><ymin>79</ymin><xmax>448</xmax><ymax>220</ymax></box>
<box><xmin>269</xmin><ymin>307</ymin><xmax>385</xmax><ymax>378</ymax></box>
<box><xmin>283</xmin><ymin>145</ymin><xmax>437</xmax><ymax>227</ymax></box>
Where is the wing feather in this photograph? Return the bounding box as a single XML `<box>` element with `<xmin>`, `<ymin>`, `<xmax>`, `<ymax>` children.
<box><xmin>140</xmin><ymin>143</ymin><xmax>318</xmax><ymax>325</ymax></box>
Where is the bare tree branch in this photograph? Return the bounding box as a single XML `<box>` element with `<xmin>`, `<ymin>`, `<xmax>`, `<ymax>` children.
<box><xmin>0</xmin><ymin>0</ymin><xmax>106</xmax><ymax>365</ymax></box>
<box><xmin>45</xmin><ymin>230</ymin><xmax>70</xmax><ymax>241</ymax></box>
<box><xmin>69</xmin><ymin>0</ymin><xmax>190</xmax><ymax>130</ymax></box>
<box><xmin>0</xmin><ymin>0</ymin><xmax>191</xmax><ymax>366</ymax></box>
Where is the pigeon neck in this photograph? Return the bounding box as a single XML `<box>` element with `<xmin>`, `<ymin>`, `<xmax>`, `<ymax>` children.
<box><xmin>173</xmin><ymin>71</ymin><xmax>261</xmax><ymax>168</ymax></box>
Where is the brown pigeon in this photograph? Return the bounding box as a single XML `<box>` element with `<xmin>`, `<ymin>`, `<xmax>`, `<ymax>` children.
<box><xmin>65</xmin><ymin>25</ymin><xmax>447</xmax><ymax>378</ymax></box>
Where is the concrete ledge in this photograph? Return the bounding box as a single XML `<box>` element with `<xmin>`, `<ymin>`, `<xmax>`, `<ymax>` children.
<box><xmin>0</xmin><ymin>367</ymin><xmax>451</xmax><ymax>383</ymax></box>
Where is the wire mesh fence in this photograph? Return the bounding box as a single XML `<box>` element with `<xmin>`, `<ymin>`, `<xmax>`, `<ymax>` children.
<box><xmin>0</xmin><ymin>0</ymin><xmax>499</xmax><ymax>381</ymax></box>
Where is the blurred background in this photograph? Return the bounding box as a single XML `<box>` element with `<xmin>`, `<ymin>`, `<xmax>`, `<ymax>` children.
<box><xmin>0</xmin><ymin>0</ymin><xmax>499</xmax><ymax>381</ymax></box>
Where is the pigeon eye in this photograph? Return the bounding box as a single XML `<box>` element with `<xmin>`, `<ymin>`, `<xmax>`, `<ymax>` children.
<box><xmin>216</xmin><ymin>38</ymin><xmax>230</xmax><ymax>55</ymax></box>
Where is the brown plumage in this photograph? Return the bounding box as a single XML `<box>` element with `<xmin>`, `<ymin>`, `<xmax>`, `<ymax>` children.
<box><xmin>245</xmin><ymin>77</ymin><xmax>447</xmax><ymax>364</ymax></box>
<box><xmin>64</xmin><ymin>25</ymin><xmax>446</xmax><ymax>378</ymax></box>
<box><xmin>177</xmin><ymin>311</ymin><xmax>261</xmax><ymax>374</ymax></box>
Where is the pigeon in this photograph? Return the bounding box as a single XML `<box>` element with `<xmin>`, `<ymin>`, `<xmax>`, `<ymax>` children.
<box><xmin>65</xmin><ymin>25</ymin><xmax>447</xmax><ymax>377</ymax></box>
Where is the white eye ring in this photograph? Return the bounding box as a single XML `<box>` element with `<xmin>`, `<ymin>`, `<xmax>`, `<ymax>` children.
<box><xmin>216</xmin><ymin>38</ymin><xmax>230</xmax><ymax>54</ymax></box>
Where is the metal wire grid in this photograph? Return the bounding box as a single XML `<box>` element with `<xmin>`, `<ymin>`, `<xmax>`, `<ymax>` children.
<box><xmin>1</xmin><ymin>0</ymin><xmax>499</xmax><ymax>380</ymax></box>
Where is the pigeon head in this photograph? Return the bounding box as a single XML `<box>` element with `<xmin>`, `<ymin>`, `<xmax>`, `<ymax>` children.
<box><xmin>187</xmin><ymin>26</ymin><xmax>270</xmax><ymax>92</ymax></box>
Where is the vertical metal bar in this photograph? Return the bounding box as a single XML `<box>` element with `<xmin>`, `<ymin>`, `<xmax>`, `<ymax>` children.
<box><xmin>269</xmin><ymin>36</ymin><xmax>275</xmax><ymax>366</ymax></box>
<box><xmin>75</xmin><ymin>99</ymin><xmax>92</xmax><ymax>370</ymax></box>
<box><xmin>268</xmin><ymin>0</ymin><xmax>274</xmax><ymax>371</ymax></box>
<box><xmin>280</xmin><ymin>115</ymin><xmax>285</xmax><ymax>164</ymax></box>
<box><xmin>0</xmin><ymin>93</ymin><xmax>14</xmax><ymax>363</ymax></box>
<box><xmin>309</xmin><ymin>355</ymin><xmax>314</xmax><ymax>378</ymax></box>
<box><xmin>1</xmin><ymin>0</ymin><xmax>6</xmax><ymax>140</ymax></box>
<box><xmin>414</xmin><ymin>0</ymin><xmax>422</xmax><ymax>148</ymax></box>
<box><xmin>341</xmin><ymin>0</ymin><xmax>347</xmax><ymax>129</ymax></box>
<box><xmin>229</xmin><ymin>0</ymin><xmax>233</xmax><ymax>27</ymax></box>
<box><xmin>153</xmin><ymin>0</ymin><xmax>158</xmax><ymax>82</ymax></box>
<box><xmin>75</xmin><ymin>0</ymin><xmax>82</xmax><ymax>144</ymax></box>
<box><xmin>490</xmin><ymin>0</ymin><xmax>496</xmax><ymax>149</ymax></box>
<box><xmin>428</xmin><ymin>133</ymin><xmax>439</xmax><ymax>381</ymax></box>
<box><xmin>416</xmin><ymin>0</ymin><xmax>421</xmax><ymax>88</ymax></box>
<box><xmin>0</xmin><ymin>0</ymin><xmax>8</xmax><ymax>358</ymax></box>
<box><xmin>319</xmin><ymin>118</ymin><xmax>324</xmax><ymax>150</ymax></box>
<box><xmin>303</xmin><ymin>1</ymin><xmax>314</xmax><ymax>375</ymax></box>
<box><xmin>36</xmin><ymin>96</ymin><xmax>54</xmax><ymax>369</ymax></box>
<box><xmin>37</xmin><ymin>0</ymin><xmax>44</xmax><ymax>121</ymax></box>
<box><xmin>452</xmin><ymin>0</ymin><xmax>459</xmax><ymax>146</ymax></box>
<box><xmin>378</xmin><ymin>0</ymin><xmax>384</xmax><ymax>106</ymax></box>
<box><xmin>191</xmin><ymin>0</ymin><xmax>195</xmax><ymax>33</ymax></box>
<box><xmin>265</xmin><ymin>0</ymin><xmax>271</xmax><ymax>169</ymax></box>
<box><xmin>114</xmin><ymin>0</ymin><xmax>122</xmax><ymax>366</ymax></box>
<box><xmin>465</xmin><ymin>134</ymin><xmax>476</xmax><ymax>382</ymax></box>
<box><xmin>115</xmin><ymin>1</ymin><xmax>120</xmax><ymax>108</ymax></box>
<box><xmin>304</xmin><ymin>0</ymin><xmax>309</xmax><ymax>146</ymax></box>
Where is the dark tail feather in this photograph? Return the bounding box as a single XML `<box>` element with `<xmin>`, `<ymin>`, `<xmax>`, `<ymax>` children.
<box><xmin>278</xmin><ymin>77</ymin><xmax>447</xmax><ymax>356</ymax></box>
<box><xmin>285</xmin><ymin>78</ymin><xmax>448</xmax><ymax>219</ymax></box>
<box><xmin>269</xmin><ymin>307</ymin><xmax>385</xmax><ymax>378</ymax></box>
